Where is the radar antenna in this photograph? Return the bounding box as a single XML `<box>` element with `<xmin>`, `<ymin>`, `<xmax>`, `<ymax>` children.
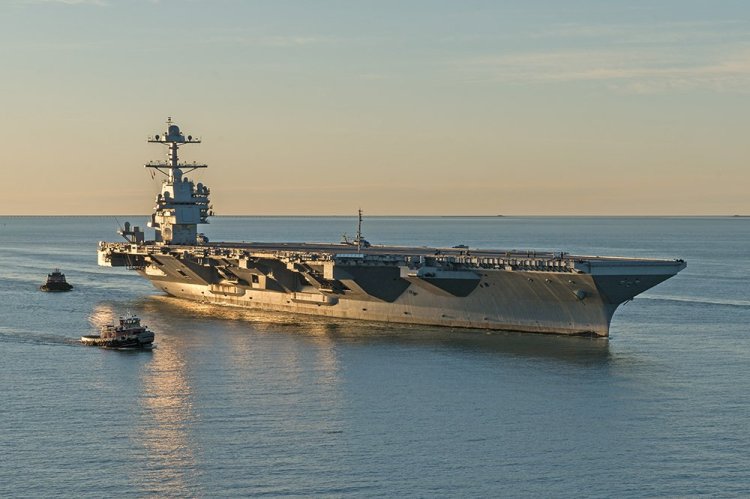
<box><xmin>145</xmin><ymin>117</ymin><xmax>206</xmax><ymax>179</ymax></box>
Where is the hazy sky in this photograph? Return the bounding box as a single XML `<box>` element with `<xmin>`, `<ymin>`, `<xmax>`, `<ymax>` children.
<box><xmin>1</xmin><ymin>0</ymin><xmax>749</xmax><ymax>215</ymax></box>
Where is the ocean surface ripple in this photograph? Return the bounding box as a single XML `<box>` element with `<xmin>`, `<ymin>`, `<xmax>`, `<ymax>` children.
<box><xmin>1</xmin><ymin>216</ymin><xmax>748</xmax><ymax>497</ymax></box>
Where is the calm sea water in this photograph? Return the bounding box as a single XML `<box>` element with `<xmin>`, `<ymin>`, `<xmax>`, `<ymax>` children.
<box><xmin>1</xmin><ymin>216</ymin><xmax>748</xmax><ymax>497</ymax></box>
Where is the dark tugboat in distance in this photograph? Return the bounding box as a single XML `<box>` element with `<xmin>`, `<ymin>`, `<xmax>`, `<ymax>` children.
<box><xmin>81</xmin><ymin>315</ymin><xmax>155</xmax><ymax>349</ymax></box>
<box><xmin>40</xmin><ymin>269</ymin><xmax>73</xmax><ymax>292</ymax></box>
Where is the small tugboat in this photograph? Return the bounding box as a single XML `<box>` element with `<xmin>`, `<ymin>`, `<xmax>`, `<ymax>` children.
<box><xmin>81</xmin><ymin>315</ymin><xmax>155</xmax><ymax>349</ymax></box>
<box><xmin>40</xmin><ymin>269</ymin><xmax>73</xmax><ymax>292</ymax></box>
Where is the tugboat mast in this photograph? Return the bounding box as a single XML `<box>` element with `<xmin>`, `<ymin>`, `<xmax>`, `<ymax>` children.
<box><xmin>145</xmin><ymin>118</ymin><xmax>212</xmax><ymax>245</ymax></box>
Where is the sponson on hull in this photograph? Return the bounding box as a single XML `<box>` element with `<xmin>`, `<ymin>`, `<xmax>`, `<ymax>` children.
<box><xmin>97</xmin><ymin>119</ymin><xmax>686</xmax><ymax>337</ymax></box>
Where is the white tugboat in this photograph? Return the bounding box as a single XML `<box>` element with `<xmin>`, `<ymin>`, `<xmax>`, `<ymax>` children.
<box><xmin>97</xmin><ymin>119</ymin><xmax>686</xmax><ymax>337</ymax></box>
<box><xmin>81</xmin><ymin>315</ymin><xmax>155</xmax><ymax>349</ymax></box>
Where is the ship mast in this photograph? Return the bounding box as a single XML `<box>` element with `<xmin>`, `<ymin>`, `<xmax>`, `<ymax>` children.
<box><xmin>356</xmin><ymin>208</ymin><xmax>363</xmax><ymax>251</ymax></box>
<box><xmin>146</xmin><ymin>117</ymin><xmax>206</xmax><ymax>180</ymax></box>
<box><xmin>145</xmin><ymin>118</ymin><xmax>212</xmax><ymax>245</ymax></box>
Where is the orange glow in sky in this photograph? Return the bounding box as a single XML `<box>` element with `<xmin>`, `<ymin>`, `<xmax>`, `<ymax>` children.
<box><xmin>1</xmin><ymin>1</ymin><xmax>748</xmax><ymax>215</ymax></box>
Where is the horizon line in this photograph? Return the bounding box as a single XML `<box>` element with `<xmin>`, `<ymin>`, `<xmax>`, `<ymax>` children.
<box><xmin>1</xmin><ymin>214</ymin><xmax>748</xmax><ymax>218</ymax></box>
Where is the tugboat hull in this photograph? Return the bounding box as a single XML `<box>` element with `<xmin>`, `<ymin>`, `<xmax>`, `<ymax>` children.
<box><xmin>81</xmin><ymin>331</ymin><xmax>155</xmax><ymax>349</ymax></box>
<box><xmin>40</xmin><ymin>283</ymin><xmax>73</xmax><ymax>292</ymax></box>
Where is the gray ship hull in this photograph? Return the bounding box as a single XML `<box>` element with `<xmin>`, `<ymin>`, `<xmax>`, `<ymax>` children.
<box><xmin>99</xmin><ymin>241</ymin><xmax>685</xmax><ymax>337</ymax></box>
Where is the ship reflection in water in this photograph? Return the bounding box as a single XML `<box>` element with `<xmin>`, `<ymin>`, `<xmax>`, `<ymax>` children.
<box><xmin>89</xmin><ymin>302</ymin><xmax>198</xmax><ymax>495</ymax></box>
<box><xmin>131</xmin><ymin>297</ymin><xmax>346</xmax><ymax>495</ymax></box>
<box><xmin>87</xmin><ymin>304</ymin><xmax>119</xmax><ymax>332</ymax></box>
<box><xmin>134</xmin><ymin>329</ymin><xmax>198</xmax><ymax>496</ymax></box>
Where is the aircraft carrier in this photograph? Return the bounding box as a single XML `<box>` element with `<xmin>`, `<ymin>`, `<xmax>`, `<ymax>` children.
<box><xmin>97</xmin><ymin>120</ymin><xmax>686</xmax><ymax>337</ymax></box>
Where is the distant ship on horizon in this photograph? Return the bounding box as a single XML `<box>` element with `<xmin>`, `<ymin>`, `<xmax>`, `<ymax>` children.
<box><xmin>98</xmin><ymin>119</ymin><xmax>686</xmax><ymax>337</ymax></box>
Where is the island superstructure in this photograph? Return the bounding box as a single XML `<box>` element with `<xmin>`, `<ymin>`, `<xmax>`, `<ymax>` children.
<box><xmin>97</xmin><ymin>119</ymin><xmax>686</xmax><ymax>337</ymax></box>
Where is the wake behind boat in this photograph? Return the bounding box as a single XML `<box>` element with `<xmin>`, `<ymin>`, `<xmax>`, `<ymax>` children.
<box><xmin>81</xmin><ymin>315</ymin><xmax>155</xmax><ymax>349</ymax></box>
